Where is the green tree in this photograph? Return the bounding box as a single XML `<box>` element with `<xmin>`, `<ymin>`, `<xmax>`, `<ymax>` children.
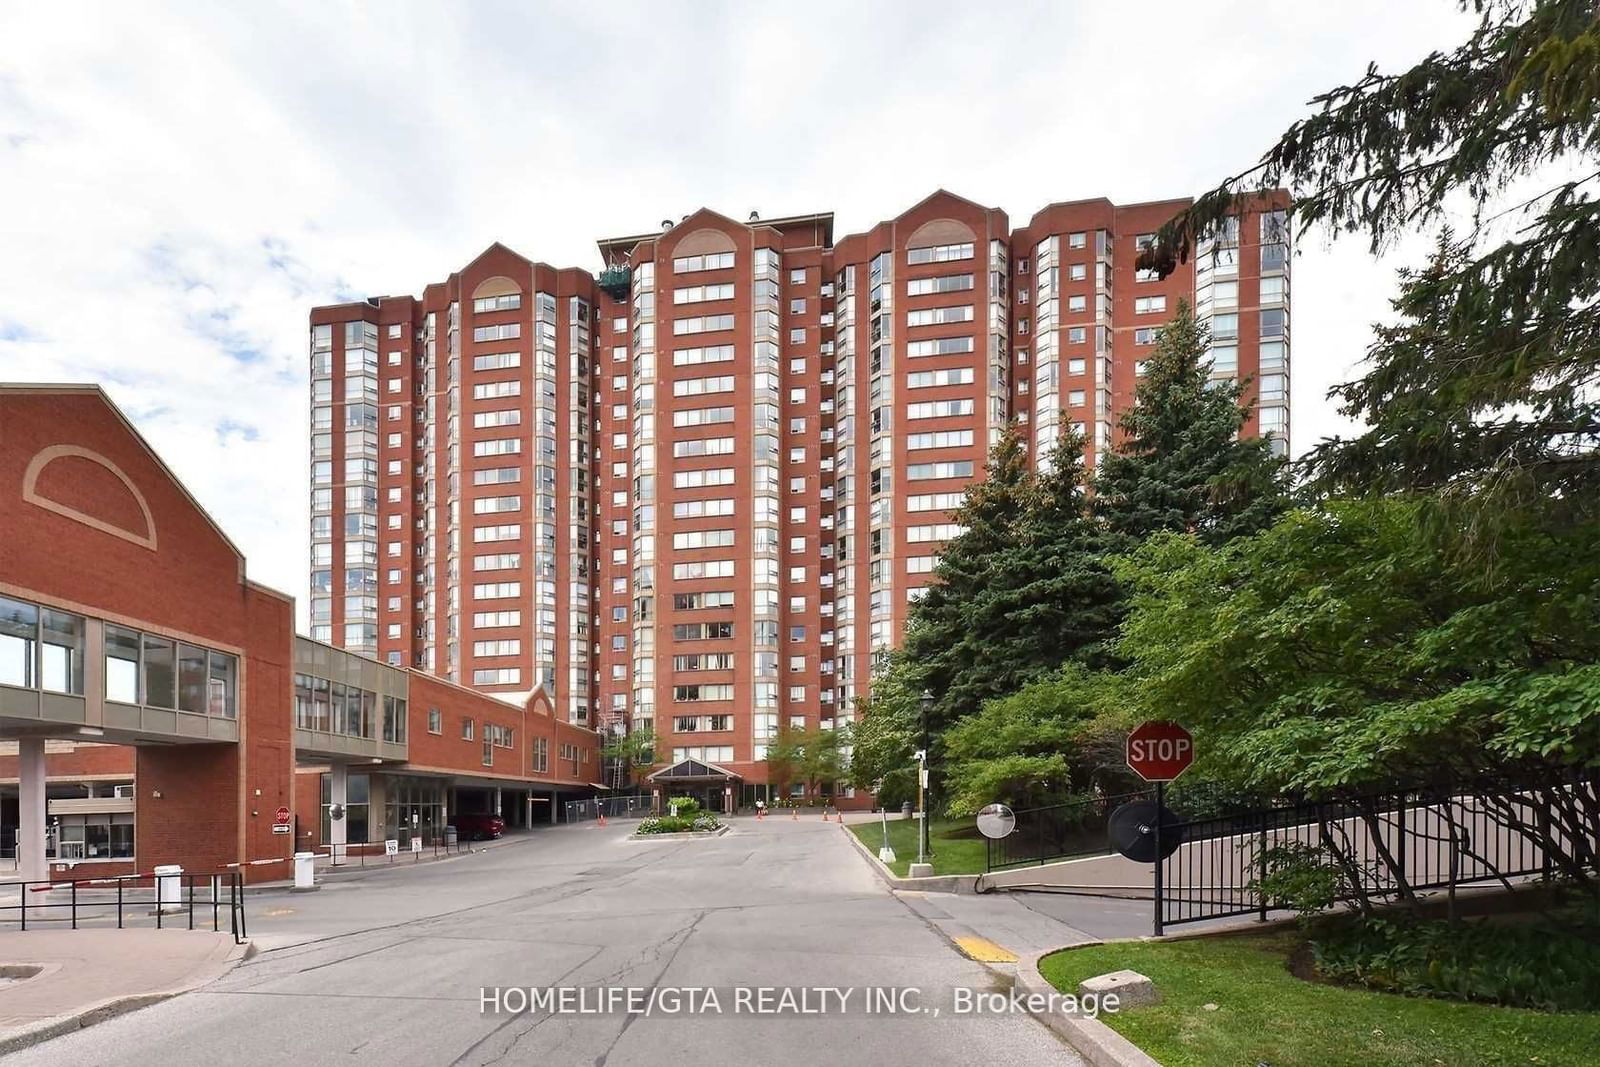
<box><xmin>1112</xmin><ymin>501</ymin><xmax>1600</xmax><ymax>798</ymax></box>
<box><xmin>765</xmin><ymin>724</ymin><xmax>851</xmax><ymax>801</ymax></box>
<box><xmin>1141</xmin><ymin>0</ymin><xmax>1600</xmax><ymax>548</ymax></box>
<box><xmin>940</xmin><ymin>665</ymin><xmax>1136</xmax><ymax>816</ymax></box>
<box><xmin>846</xmin><ymin>662</ymin><xmax>919</xmax><ymax>807</ymax></box>
<box><xmin>602</xmin><ymin>728</ymin><xmax>658</xmax><ymax>785</ymax></box>
<box><xmin>904</xmin><ymin>430</ymin><xmax>1123</xmax><ymax>735</ymax></box>
<box><xmin>1092</xmin><ymin>300</ymin><xmax>1289</xmax><ymax>547</ymax></box>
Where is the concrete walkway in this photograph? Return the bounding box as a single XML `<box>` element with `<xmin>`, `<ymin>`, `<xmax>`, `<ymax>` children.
<box><xmin>0</xmin><ymin>929</ymin><xmax>246</xmax><ymax>1055</ymax></box>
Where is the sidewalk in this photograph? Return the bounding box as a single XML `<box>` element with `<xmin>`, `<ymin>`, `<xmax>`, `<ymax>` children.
<box><xmin>0</xmin><ymin>928</ymin><xmax>246</xmax><ymax>1055</ymax></box>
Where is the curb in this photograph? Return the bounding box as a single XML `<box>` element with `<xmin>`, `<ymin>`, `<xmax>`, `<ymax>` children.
<box><xmin>1013</xmin><ymin>947</ymin><xmax>1161</xmax><ymax>1067</ymax></box>
<box><xmin>0</xmin><ymin>938</ymin><xmax>249</xmax><ymax>1058</ymax></box>
<box><xmin>626</xmin><ymin>824</ymin><xmax>731</xmax><ymax>841</ymax></box>
<box><xmin>836</xmin><ymin>822</ymin><xmax>979</xmax><ymax>895</ymax></box>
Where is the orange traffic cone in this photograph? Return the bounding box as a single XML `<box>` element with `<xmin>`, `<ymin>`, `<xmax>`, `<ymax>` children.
<box><xmin>598</xmin><ymin>812</ymin><xmax>607</xmax><ymax>828</ymax></box>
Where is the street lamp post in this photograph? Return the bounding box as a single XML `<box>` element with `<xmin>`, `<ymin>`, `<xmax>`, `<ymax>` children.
<box><xmin>919</xmin><ymin>688</ymin><xmax>933</xmax><ymax>864</ymax></box>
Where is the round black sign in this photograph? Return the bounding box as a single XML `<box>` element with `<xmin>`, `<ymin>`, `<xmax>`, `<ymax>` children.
<box><xmin>1107</xmin><ymin>800</ymin><xmax>1184</xmax><ymax>863</ymax></box>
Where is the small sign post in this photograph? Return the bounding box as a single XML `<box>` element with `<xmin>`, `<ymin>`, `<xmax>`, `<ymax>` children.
<box><xmin>1126</xmin><ymin>721</ymin><xmax>1195</xmax><ymax>937</ymax></box>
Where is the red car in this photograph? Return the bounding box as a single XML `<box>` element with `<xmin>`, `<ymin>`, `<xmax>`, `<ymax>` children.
<box><xmin>449</xmin><ymin>812</ymin><xmax>505</xmax><ymax>841</ymax></box>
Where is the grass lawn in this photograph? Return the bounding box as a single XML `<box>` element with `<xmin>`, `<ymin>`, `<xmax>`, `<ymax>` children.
<box><xmin>1039</xmin><ymin>931</ymin><xmax>1600</xmax><ymax>1067</ymax></box>
<box><xmin>848</xmin><ymin>816</ymin><xmax>986</xmax><ymax>877</ymax></box>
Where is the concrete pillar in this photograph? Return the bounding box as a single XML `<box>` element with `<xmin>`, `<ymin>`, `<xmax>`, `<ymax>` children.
<box><xmin>328</xmin><ymin>763</ymin><xmax>348</xmax><ymax>852</ymax></box>
<box><xmin>18</xmin><ymin>737</ymin><xmax>47</xmax><ymax>883</ymax></box>
<box><xmin>493</xmin><ymin>787</ymin><xmax>502</xmax><ymax>818</ymax></box>
<box><xmin>549</xmin><ymin>791</ymin><xmax>558</xmax><ymax>824</ymax></box>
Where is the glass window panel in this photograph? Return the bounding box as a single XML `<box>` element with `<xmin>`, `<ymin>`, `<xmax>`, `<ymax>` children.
<box><xmin>40</xmin><ymin>609</ymin><xmax>85</xmax><ymax>694</ymax></box>
<box><xmin>176</xmin><ymin>643</ymin><xmax>207</xmax><ymax>713</ymax></box>
<box><xmin>142</xmin><ymin>634</ymin><xmax>175</xmax><ymax>708</ymax></box>
<box><xmin>105</xmin><ymin>624</ymin><xmax>141</xmax><ymax>703</ymax></box>
<box><xmin>0</xmin><ymin>596</ymin><xmax>38</xmax><ymax>688</ymax></box>
<box><xmin>207</xmin><ymin>651</ymin><xmax>237</xmax><ymax>717</ymax></box>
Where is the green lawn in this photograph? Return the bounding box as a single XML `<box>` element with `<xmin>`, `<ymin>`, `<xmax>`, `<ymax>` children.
<box><xmin>1039</xmin><ymin>931</ymin><xmax>1600</xmax><ymax>1067</ymax></box>
<box><xmin>848</xmin><ymin>816</ymin><xmax>986</xmax><ymax>877</ymax></box>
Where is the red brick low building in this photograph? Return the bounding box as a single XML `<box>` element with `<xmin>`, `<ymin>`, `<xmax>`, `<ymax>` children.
<box><xmin>0</xmin><ymin>385</ymin><xmax>602</xmax><ymax>884</ymax></box>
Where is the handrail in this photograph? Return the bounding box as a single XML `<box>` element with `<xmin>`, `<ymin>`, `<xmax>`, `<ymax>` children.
<box><xmin>0</xmin><ymin>870</ymin><xmax>247</xmax><ymax>944</ymax></box>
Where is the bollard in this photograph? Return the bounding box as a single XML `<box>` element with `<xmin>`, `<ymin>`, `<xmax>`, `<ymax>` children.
<box><xmin>293</xmin><ymin>851</ymin><xmax>317</xmax><ymax>892</ymax></box>
<box><xmin>154</xmin><ymin>864</ymin><xmax>183</xmax><ymax>913</ymax></box>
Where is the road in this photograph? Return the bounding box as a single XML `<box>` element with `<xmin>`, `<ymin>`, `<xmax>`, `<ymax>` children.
<box><xmin>7</xmin><ymin>817</ymin><xmax>1082</xmax><ymax>1066</ymax></box>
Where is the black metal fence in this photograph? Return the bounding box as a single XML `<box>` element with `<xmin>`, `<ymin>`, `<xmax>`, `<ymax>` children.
<box><xmin>320</xmin><ymin>834</ymin><xmax>472</xmax><ymax>867</ymax></box>
<box><xmin>0</xmin><ymin>871</ymin><xmax>248</xmax><ymax>943</ymax></box>
<box><xmin>1157</xmin><ymin>772</ymin><xmax>1600</xmax><ymax>932</ymax></box>
<box><xmin>986</xmin><ymin>790</ymin><xmax>1151</xmax><ymax>870</ymax></box>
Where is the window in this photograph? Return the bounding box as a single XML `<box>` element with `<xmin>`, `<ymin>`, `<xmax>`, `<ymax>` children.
<box><xmin>473</xmin><ymin>524</ymin><xmax>521</xmax><ymax>543</ymax></box>
<box><xmin>905</xmin><ymin>305</ymin><xmax>974</xmax><ymax>327</ymax></box>
<box><xmin>907</xmin><ymin>524</ymin><xmax>964</xmax><ymax>543</ymax></box>
<box><xmin>474</xmin><ymin>438</ymin><xmax>522</xmax><ymax>457</ymax></box>
<box><xmin>673</xmin><ymin>467</ymin><xmax>735</xmax><ymax>489</ymax></box>
<box><xmin>907</xmin><ymin>242</ymin><xmax>973</xmax><ymax>264</ymax></box>
<box><xmin>905</xmin><ymin>430</ymin><xmax>973</xmax><ymax>450</ymax></box>
<box><xmin>673</xmin><ymin>560</ymin><xmax>735</xmax><ymax>580</ymax></box>
<box><xmin>472</xmin><ymin>323</ymin><xmax>520</xmax><ymax>343</ymax></box>
<box><xmin>673</xmin><ymin>591</ymin><xmax>735</xmax><ymax>610</ymax></box>
<box><xmin>905</xmin><ymin>274</ymin><xmax>974</xmax><ymax>296</ymax></box>
<box><xmin>672</xmin><ymin>252</ymin><xmax>735</xmax><ymax>273</ymax></box>
<box><xmin>915</xmin><ymin>492</ymin><xmax>960</xmax><ymax>511</ymax></box>
<box><xmin>473</xmin><ymin>409</ymin><xmax>521</xmax><ymax>429</ymax></box>
<box><xmin>473</xmin><ymin>352</ymin><xmax>519</xmax><ymax>371</ymax></box>
<box><xmin>1068</xmin><ymin>389</ymin><xmax>1086</xmax><ymax>406</ymax></box>
<box><xmin>672</xmin><ymin>344</ymin><xmax>735</xmax><ymax>367</ymax></box>
<box><xmin>461</xmin><ymin>717</ymin><xmax>475</xmax><ymax>740</ymax></box>
<box><xmin>1261</xmin><ymin>308</ymin><xmax>1287</xmax><ymax>339</ymax></box>
<box><xmin>673</xmin><ymin>283</ymin><xmax>735</xmax><ymax>304</ymax></box>
<box><xmin>906</xmin><ymin>461</ymin><xmax>974</xmax><ymax>480</ymax></box>
<box><xmin>905</xmin><ymin>336</ymin><xmax>975</xmax><ymax>358</ymax></box>
<box><xmin>906</xmin><ymin>399</ymin><xmax>974</xmax><ymax>419</ymax></box>
<box><xmin>673</xmin><ymin>315</ymin><xmax>735</xmax><ymax>336</ymax></box>
<box><xmin>672</xmin><ymin>375</ymin><xmax>735</xmax><ymax>397</ymax></box>
<box><xmin>672</xmin><ymin>529</ymin><xmax>735</xmax><ymax>550</ymax></box>
<box><xmin>1067</xmin><ymin>357</ymin><xmax>1087</xmax><ymax>375</ymax></box>
<box><xmin>672</xmin><ymin>621</ymin><xmax>735</xmax><ymax>640</ymax></box>
<box><xmin>1134</xmin><ymin>296</ymin><xmax>1167</xmax><ymax>315</ymax></box>
<box><xmin>1134</xmin><ymin>328</ymin><xmax>1156</xmax><ymax>346</ymax></box>
<box><xmin>472</xmin><ymin>293</ymin><xmax>521</xmax><ymax>313</ymax></box>
<box><xmin>673</xmin><ymin>437</ymin><xmax>735</xmax><ymax>458</ymax></box>
<box><xmin>472</xmin><ymin>668</ymin><xmax>521</xmax><ymax>686</ymax></box>
<box><xmin>673</xmin><ymin>498</ymin><xmax>735</xmax><ymax>519</ymax></box>
<box><xmin>906</xmin><ymin>368</ymin><xmax>974</xmax><ymax>389</ymax></box>
<box><xmin>473</xmin><ymin>582</ymin><xmax>521</xmax><ymax>599</ymax></box>
<box><xmin>672</xmin><ymin>406</ymin><xmax>735</xmax><ymax>428</ymax></box>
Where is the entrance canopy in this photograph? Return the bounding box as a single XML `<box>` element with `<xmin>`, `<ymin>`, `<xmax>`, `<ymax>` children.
<box><xmin>647</xmin><ymin>758</ymin><xmax>742</xmax><ymax>784</ymax></box>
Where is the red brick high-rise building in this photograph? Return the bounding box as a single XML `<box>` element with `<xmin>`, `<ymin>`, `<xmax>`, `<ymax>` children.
<box><xmin>309</xmin><ymin>190</ymin><xmax>1290</xmax><ymax>807</ymax></box>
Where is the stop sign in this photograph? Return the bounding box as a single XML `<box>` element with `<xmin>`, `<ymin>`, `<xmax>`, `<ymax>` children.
<box><xmin>1126</xmin><ymin>721</ymin><xmax>1195</xmax><ymax>782</ymax></box>
<box><xmin>273</xmin><ymin>806</ymin><xmax>291</xmax><ymax>826</ymax></box>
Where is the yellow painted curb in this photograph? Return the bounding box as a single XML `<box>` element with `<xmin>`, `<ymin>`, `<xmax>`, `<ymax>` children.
<box><xmin>953</xmin><ymin>936</ymin><xmax>1018</xmax><ymax>963</ymax></box>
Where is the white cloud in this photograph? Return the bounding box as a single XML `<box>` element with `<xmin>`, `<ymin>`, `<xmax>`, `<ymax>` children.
<box><xmin>0</xmin><ymin>1</ymin><xmax>1476</xmax><ymax>625</ymax></box>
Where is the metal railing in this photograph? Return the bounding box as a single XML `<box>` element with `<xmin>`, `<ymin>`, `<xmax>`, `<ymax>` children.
<box><xmin>0</xmin><ymin>871</ymin><xmax>247</xmax><ymax>944</ymax></box>
<box><xmin>564</xmin><ymin>794</ymin><xmax>653</xmax><ymax>823</ymax></box>
<box><xmin>319</xmin><ymin>833</ymin><xmax>472</xmax><ymax>868</ymax></box>
<box><xmin>1156</xmin><ymin>772</ymin><xmax>1600</xmax><ymax>931</ymax></box>
<box><xmin>985</xmin><ymin>790</ymin><xmax>1151</xmax><ymax>871</ymax></box>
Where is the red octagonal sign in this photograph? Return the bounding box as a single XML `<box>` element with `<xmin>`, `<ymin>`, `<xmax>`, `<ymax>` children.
<box><xmin>1126</xmin><ymin>721</ymin><xmax>1195</xmax><ymax>782</ymax></box>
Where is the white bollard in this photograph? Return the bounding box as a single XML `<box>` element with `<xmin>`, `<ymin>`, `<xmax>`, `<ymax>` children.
<box><xmin>293</xmin><ymin>851</ymin><xmax>317</xmax><ymax>891</ymax></box>
<box><xmin>154</xmin><ymin>864</ymin><xmax>183</xmax><ymax>912</ymax></box>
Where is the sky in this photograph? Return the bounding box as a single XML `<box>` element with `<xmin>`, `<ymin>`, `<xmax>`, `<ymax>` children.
<box><xmin>0</xmin><ymin>1</ymin><xmax>1471</xmax><ymax>624</ymax></box>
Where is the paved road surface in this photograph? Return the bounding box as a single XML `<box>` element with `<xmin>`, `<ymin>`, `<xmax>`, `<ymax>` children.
<box><xmin>6</xmin><ymin>818</ymin><xmax>1083</xmax><ymax>1066</ymax></box>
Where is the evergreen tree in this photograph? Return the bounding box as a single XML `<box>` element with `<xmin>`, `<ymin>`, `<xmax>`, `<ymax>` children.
<box><xmin>1141</xmin><ymin>0</ymin><xmax>1600</xmax><ymax>548</ymax></box>
<box><xmin>903</xmin><ymin>430</ymin><xmax>1123</xmax><ymax>734</ymax></box>
<box><xmin>1092</xmin><ymin>300</ymin><xmax>1289</xmax><ymax>546</ymax></box>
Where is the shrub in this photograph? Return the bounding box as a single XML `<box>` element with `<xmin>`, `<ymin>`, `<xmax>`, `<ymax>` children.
<box><xmin>666</xmin><ymin>797</ymin><xmax>702</xmax><ymax>818</ymax></box>
<box><xmin>635</xmin><ymin>812</ymin><xmax>720</xmax><ymax>835</ymax></box>
<box><xmin>1311</xmin><ymin>911</ymin><xmax>1600</xmax><ymax>1012</ymax></box>
<box><xmin>1249</xmin><ymin>840</ymin><xmax>1348</xmax><ymax>917</ymax></box>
